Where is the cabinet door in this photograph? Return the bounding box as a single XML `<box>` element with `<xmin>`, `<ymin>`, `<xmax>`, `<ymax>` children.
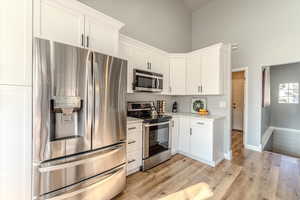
<box><xmin>34</xmin><ymin>0</ymin><xmax>85</xmax><ymax>47</ymax></box>
<box><xmin>0</xmin><ymin>86</ymin><xmax>31</xmax><ymax>200</ymax></box>
<box><xmin>85</xmin><ymin>15</ymin><xmax>119</xmax><ymax>56</ymax></box>
<box><xmin>131</xmin><ymin>46</ymin><xmax>150</xmax><ymax>71</ymax></box>
<box><xmin>186</xmin><ymin>53</ymin><xmax>201</xmax><ymax>95</ymax></box>
<box><xmin>171</xmin><ymin>118</ymin><xmax>180</xmax><ymax>155</ymax></box>
<box><xmin>178</xmin><ymin>117</ymin><xmax>190</xmax><ymax>154</ymax></box>
<box><xmin>169</xmin><ymin>56</ymin><xmax>186</xmax><ymax>95</ymax></box>
<box><xmin>1</xmin><ymin>0</ymin><xmax>32</xmax><ymax>86</ymax></box>
<box><xmin>190</xmin><ymin>121</ymin><xmax>212</xmax><ymax>161</ymax></box>
<box><xmin>201</xmin><ymin>45</ymin><xmax>223</xmax><ymax>95</ymax></box>
<box><xmin>161</xmin><ymin>55</ymin><xmax>171</xmax><ymax>95</ymax></box>
<box><xmin>119</xmin><ymin>42</ymin><xmax>134</xmax><ymax>93</ymax></box>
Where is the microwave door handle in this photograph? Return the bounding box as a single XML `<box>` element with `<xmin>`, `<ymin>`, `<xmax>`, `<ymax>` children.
<box><xmin>157</xmin><ymin>77</ymin><xmax>159</xmax><ymax>89</ymax></box>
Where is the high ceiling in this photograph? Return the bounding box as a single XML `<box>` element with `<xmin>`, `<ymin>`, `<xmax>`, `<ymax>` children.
<box><xmin>183</xmin><ymin>0</ymin><xmax>212</xmax><ymax>11</ymax></box>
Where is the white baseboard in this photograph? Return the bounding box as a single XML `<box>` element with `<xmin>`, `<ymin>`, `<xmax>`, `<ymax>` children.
<box><xmin>224</xmin><ymin>151</ymin><xmax>232</xmax><ymax>160</ymax></box>
<box><xmin>272</xmin><ymin>126</ymin><xmax>300</xmax><ymax>133</ymax></box>
<box><xmin>261</xmin><ymin>126</ymin><xmax>274</xmax><ymax>150</ymax></box>
<box><xmin>245</xmin><ymin>144</ymin><xmax>262</xmax><ymax>152</ymax></box>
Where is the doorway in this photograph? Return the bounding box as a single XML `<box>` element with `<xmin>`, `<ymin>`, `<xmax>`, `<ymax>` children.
<box><xmin>231</xmin><ymin>69</ymin><xmax>247</xmax><ymax>157</ymax></box>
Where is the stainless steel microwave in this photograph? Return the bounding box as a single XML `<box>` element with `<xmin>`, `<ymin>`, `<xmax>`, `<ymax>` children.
<box><xmin>133</xmin><ymin>69</ymin><xmax>163</xmax><ymax>92</ymax></box>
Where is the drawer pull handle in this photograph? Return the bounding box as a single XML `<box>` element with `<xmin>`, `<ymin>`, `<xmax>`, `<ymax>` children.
<box><xmin>128</xmin><ymin>159</ymin><xmax>136</xmax><ymax>164</ymax></box>
<box><xmin>197</xmin><ymin>122</ymin><xmax>205</xmax><ymax>125</ymax></box>
<box><xmin>128</xmin><ymin>140</ymin><xmax>136</xmax><ymax>145</ymax></box>
<box><xmin>128</xmin><ymin>127</ymin><xmax>137</xmax><ymax>130</ymax></box>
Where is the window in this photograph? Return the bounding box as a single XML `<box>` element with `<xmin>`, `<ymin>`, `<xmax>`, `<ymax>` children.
<box><xmin>278</xmin><ymin>83</ymin><xmax>299</xmax><ymax>104</ymax></box>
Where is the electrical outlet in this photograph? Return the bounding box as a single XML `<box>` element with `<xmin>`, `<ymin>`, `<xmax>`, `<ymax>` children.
<box><xmin>219</xmin><ymin>101</ymin><xmax>226</xmax><ymax>108</ymax></box>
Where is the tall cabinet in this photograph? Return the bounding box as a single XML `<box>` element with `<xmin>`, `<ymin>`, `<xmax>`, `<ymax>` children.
<box><xmin>0</xmin><ymin>1</ymin><xmax>32</xmax><ymax>200</ymax></box>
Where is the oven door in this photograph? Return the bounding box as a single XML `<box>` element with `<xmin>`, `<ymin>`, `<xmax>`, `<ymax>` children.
<box><xmin>134</xmin><ymin>71</ymin><xmax>163</xmax><ymax>92</ymax></box>
<box><xmin>143</xmin><ymin>121</ymin><xmax>171</xmax><ymax>159</ymax></box>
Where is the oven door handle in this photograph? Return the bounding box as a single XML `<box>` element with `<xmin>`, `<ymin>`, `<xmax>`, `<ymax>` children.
<box><xmin>143</xmin><ymin>121</ymin><xmax>170</xmax><ymax>127</ymax></box>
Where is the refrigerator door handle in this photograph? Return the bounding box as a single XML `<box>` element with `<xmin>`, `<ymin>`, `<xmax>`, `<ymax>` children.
<box><xmin>39</xmin><ymin>144</ymin><xmax>123</xmax><ymax>173</ymax></box>
<box><xmin>45</xmin><ymin>165</ymin><xmax>125</xmax><ymax>200</ymax></box>
<box><xmin>86</xmin><ymin>50</ymin><xmax>93</xmax><ymax>141</ymax></box>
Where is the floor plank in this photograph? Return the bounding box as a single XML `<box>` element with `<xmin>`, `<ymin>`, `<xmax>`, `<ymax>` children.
<box><xmin>114</xmin><ymin>149</ymin><xmax>300</xmax><ymax>200</ymax></box>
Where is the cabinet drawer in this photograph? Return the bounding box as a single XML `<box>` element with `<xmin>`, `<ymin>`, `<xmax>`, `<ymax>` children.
<box><xmin>127</xmin><ymin>151</ymin><xmax>141</xmax><ymax>172</ymax></box>
<box><xmin>127</xmin><ymin>123</ymin><xmax>142</xmax><ymax>133</ymax></box>
<box><xmin>127</xmin><ymin>131</ymin><xmax>141</xmax><ymax>153</ymax></box>
<box><xmin>190</xmin><ymin>119</ymin><xmax>212</xmax><ymax>127</ymax></box>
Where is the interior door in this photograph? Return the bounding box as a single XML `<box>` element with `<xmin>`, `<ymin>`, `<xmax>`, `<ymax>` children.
<box><xmin>232</xmin><ymin>71</ymin><xmax>245</xmax><ymax>131</ymax></box>
<box><xmin>93</xmin><ymin>53</ymin><xmax>127</xmax><ymax>150</ymax></box>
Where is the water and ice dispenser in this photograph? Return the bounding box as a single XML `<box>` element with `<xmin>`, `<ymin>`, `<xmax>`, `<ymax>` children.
<box><xmin>52</xmin><ymin>96</ymin><xmax>82</xmax><ymax>140</ymax></box>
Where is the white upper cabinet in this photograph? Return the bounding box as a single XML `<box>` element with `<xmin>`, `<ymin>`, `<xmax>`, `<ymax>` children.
<box><xmin>169</xmin><ymin>55</ymin><xmax>186</xmax><ymax>95</ymax></box>
<box><xmin>161</xmin><ymin>55</ymin><xmax>170</xmax><ymax>95</ymax></box>
<box><xmin>131</xmin><ymin>46</ymin><xmax>150</xmax><ymax>71</ymax></box>
<box><xmin>186</xmin><ymin>52</ymin><xmax>201</xmax><ymax>95</ymax></box>
<box><xmin>84</xmin><ymin>15</ymin><xmax>120</xmax><ymax>56</ymax></box>
<box><xmin>119</xmin><ymin>41</ymin><xmax>134</xmax><ymax>93</ymax></box>
<box><xmin>34</xmin><ymin>0</ymin><xmax>124</xmax><ymax>55</ymax></box>
<box><xmin>200</xmin><ymin>44</ymin><xmax>224</xmax><ymax>95</ymax></box>
<box><xmin>1</xmin><ymin>0</ymin><xmax>32</xmax><ymax>86</ymax></box>
<box><xmin>34</xmin><ymin>0</ymin><xmax>85</xmax><ymax>47</ymax></box>
<box><xmin>119</xmin><ymin>35</ymin><xmax>171</xmax><ymax>94</ymax></box>
<box><xmin>185</xmin><ymin>43</ymin><xmax>225</xmax><ymax>96</ymax></box>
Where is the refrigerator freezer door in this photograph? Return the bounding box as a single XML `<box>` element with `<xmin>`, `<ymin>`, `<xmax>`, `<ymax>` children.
<box><xmin>92</xmin><ymin>53</ymin><xmax>127</xmax><ymax>149</ymax></box>
<box><xmin>33</xmin><ymin>38</ymin><xmax>93</xmax><ymax>162</ymax></box>
<box><xmin>33</xmin><ymin>143</ymin><xmax>126</xmax><ymax>197</ymax></box>
<box><xmin>41</xmin><ymin>165</ymin><xmax>126</xmax><ymax>200</ymax></box>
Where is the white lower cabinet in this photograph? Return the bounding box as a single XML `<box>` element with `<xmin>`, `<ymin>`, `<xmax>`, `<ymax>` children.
<box><xmin>190</xmin><ymin>120</ymin><xmax>213</xmax><ymax>162</ymax></box>
<box><xmin>171</xmin><ymin>118</ymin><xmax>180</xmax><ymax>155</ymax></box>
<box><xmin>177</xmin><ymin>116</ymin><xmax>224</xmax><ymax>167</ymax></box>
<box><xmin>126</xmin><ymin>122</ymin><xmax>143</xmax><ymax>175</ymax></box>
<box><xmin>178</xmin><ymin>117</ymin><xmax>190</xmax><ymax>154</ymax></box>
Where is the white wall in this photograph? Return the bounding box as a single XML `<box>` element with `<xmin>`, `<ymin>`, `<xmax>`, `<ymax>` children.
<box><xmin>192</xmin><ymin>0</ymin><xmax>300</xmax><ymax>148</ymax></box>
<box><xmin>79</xmin><ymin>0</ymin><xmax>192</xmax><ymax>53</ymax></box>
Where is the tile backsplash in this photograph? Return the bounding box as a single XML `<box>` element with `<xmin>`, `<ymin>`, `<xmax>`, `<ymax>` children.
<box><xmin>173</xmin><ymin>95</ymin><xmax>227</xmax><ymax>115</ymax></box>
<box><xmin>126</xmin><ymin>93</ymin><xmax>173</xmax><ymax>112</ymax></box>
<box><xmin>126</xmin><ymin>93</ymin><xmax>227</xmax><ymax>115</ymax></box>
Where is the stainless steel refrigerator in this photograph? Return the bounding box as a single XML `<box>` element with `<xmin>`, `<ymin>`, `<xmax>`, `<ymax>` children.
<box><xmin>32</xmin><ymin>38</ymin><xmax>127</xmax><ymax>200</ymax></box>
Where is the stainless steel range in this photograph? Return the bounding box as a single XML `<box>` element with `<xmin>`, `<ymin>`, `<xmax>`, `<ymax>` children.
<box><xmin>127</xmin><ymin>101</ymin><xmax>172</xmax><ymax>170</ymax></box>
<box><xmin>32</xmin><ymin>38</ymin><xmax>127</xmax><ymax>200</ymax></box>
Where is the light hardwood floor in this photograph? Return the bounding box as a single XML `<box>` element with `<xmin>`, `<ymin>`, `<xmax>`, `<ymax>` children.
<box><xmin>115</xmin><ymin>150</ymin><xmax>300</xmax><ymax>200</ymax></box>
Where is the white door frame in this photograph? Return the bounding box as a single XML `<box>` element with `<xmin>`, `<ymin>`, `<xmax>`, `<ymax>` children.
<box><xmin>232</xmin><ymin>67</ymin><xmax>248</xmax><ymax>147</ymax></box>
